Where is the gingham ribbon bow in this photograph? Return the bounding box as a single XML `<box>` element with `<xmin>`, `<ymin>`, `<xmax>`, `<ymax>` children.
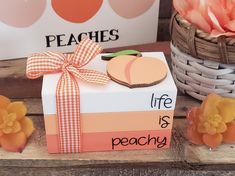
<box><xmin>26</xmin><ymin>38</ymin><xmax>110</xmax><ymax>153</ymax></box>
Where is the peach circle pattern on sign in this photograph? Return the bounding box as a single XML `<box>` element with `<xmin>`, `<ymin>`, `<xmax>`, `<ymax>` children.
<box><xmin>51</xmin><ymin>0</ymin><xmax>103</xmax><ymax>23</ymax></box>
<box><xmin>108</xmin><ymin>0</ymin><xmax>155</xmax><ymax>19</ymax></box>
<box><xmin>0</xmin><ymin>0</ymin><xmax>46</xmax><ymax>28</ymax></box>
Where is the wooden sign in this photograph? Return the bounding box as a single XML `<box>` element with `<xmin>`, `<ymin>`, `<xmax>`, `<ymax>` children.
<box><xmin>0</xmin><ymin>0</ymin><xmax>160</xmax><ymax>60</ymax></box>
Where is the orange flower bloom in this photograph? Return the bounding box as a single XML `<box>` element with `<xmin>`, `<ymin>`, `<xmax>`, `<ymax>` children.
<box><xmin>0</xmin><ymin>95</ymin><xmax>35</xmax><ymax>152</ymax></box>
<box><xmin>187</xmin><ymin>93</ymin><xmax>235</xmax><ymax>149</ymax></box>
<box><xmin>173</xmin><ymin>0</ymin><xmax>235</xmax><ymax>37</ymax></box>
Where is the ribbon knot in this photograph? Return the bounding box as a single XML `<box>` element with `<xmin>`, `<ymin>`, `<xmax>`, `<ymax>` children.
<box><xmin>61</xmin><ymin>61</ymin><xmax>72</xmax><ymax>72</ymax></box>
<box><xmin>26</xmin><ymin>38</ymin><xmax>110</xmax><ymax>153</ymax></box>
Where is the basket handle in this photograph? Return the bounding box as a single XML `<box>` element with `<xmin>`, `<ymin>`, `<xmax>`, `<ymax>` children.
<box><xmin>187</xmin><ymin>25</ymin><xmax>197</xmax><ymax>58</ymax></box>
<box><xmin>169</xmin><ymin>11</ymin><xmax>178</xmax><ymax>37</ymax></box>
<box><xmin>170</xmin><ymin>12</ymin><xmax>198</xmax><ymax>58</ymax></box>
<box><xmin>218</xmin><ymin>36</ymin><xmax>229</xmax><ymax>64</ymax></box>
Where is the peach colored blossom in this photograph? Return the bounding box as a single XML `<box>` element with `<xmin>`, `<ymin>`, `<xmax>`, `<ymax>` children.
<box><xmin>173</xmin><ymin>0</ymin><xmax>235</xmax><ymax>37</ymax></box>
<box><xmin>187</xmin><ymin>93</ymin><xmax>235</xmax><ymax>149</ymax></box>
<box><xmin>0</xmin><ymin>96</ymin><xmax>35</xmax><ymax>152</ymax></box>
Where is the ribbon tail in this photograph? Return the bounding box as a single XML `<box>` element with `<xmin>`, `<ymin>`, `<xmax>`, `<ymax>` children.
<box><xmin>56</xmin><ymin>71</ymin><xmax>82</xmax><ymax>153</ymax></box>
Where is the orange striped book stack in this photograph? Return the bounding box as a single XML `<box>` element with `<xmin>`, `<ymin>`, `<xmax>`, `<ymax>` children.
<box><xmin>41</xmin><ymin>52</ymin><xmax>177</xmax><ymax>153</ymax></box>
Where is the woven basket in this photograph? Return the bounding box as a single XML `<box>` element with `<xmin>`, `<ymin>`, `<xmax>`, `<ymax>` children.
<box><xmin>170</xmin><ymin>12</ymin><xmax>235</xmax><ymax>64</ymax></box>
<box><xmin>171</xmin><ymin>43</ymin><xmax>235</xmax><ymax>101</ymax></box>
<box><xmin>170</xmin><ymin>12</ymin><xmax>235</xmax><ymax>101</ymax></box>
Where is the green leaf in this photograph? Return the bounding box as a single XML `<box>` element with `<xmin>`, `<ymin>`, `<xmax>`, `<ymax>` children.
<box><xmin>101</xmin><ymin>50</ymin><xmax>142</xmax><ymax>61</ymax></box>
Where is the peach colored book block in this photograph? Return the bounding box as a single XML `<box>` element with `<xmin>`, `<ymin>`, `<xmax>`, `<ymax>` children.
<box><xmin>44</xmin><ymin>115</ymin><xmax>58</xmax><ymax>135</ymax></box>
<box><xmin>46</xmin><ymin>135</ymin><xmax>59</xmax><ymax>153</ymax></box>
<box><xmin>44</xmin><ymin>110</ymin><xmax>174</xmax><ymax>135</ymax></box>
<box><xmin>46</xmin><ymin>129</ymin><xmax>171</xmax><ymax>153</ymax></box>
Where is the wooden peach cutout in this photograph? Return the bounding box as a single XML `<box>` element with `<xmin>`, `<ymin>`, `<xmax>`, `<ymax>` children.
<box><xmin>107</xmin><ymin>55</ymin><xmax>167</xmax><ymax>88</ymax></box>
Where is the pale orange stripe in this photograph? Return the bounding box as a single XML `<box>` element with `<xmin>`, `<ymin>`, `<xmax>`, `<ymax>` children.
<box><xmin>44</xmin><ymin>110</ymin><xmax>174</xmax><ymax>134</ymax></box>
<box><xmin>44</xmin><ymin>115</ymin><xmax>58</xmax><ymax>135</ymax></box>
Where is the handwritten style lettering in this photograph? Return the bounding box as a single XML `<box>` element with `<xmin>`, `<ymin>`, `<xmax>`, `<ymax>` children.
<box><xmin>150</xmin><ymin>93</ymin><xmax>173</xmax><ymax>109</ymax></box>
<box><xmin>112</xmin><ymin>135</ymin><xmax>167</xmax><ymax>150</ymax></box>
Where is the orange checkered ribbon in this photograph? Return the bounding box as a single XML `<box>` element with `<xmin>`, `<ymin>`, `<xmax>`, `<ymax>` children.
<box><xmin>26</xmin><ymin>38</ymin><xmax>110</xmax><ymax>153</ymax></box>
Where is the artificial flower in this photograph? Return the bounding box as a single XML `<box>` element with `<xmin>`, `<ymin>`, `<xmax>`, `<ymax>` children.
<box><xmin>187</xmin><ymin>93</ymin><xmax>235</xmax><ymax>149</ymax></box>
<box><xmin>173</xmin><ymin>0</ymin><xmax>235</xmax><ymax>37</ymax></box>
<box><xmin>0</xmin><ymin>95</ymin><xmax>35</xmax><ymax>152</ymax></box>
